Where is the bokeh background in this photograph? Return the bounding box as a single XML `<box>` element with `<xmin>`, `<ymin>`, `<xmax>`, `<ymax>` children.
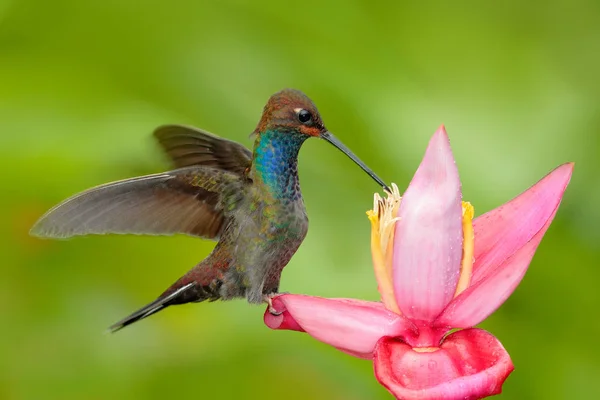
<box><xmin>1</xmin><ymin>0</ymin><xmax>599</xmax><ymax>399</ymax></box>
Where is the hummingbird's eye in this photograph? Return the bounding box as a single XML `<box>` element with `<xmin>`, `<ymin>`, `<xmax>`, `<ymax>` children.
<box><xmin>297</xmin><ymin>109</ymin><xmax>312</xmax><ymax>124</ymax></box>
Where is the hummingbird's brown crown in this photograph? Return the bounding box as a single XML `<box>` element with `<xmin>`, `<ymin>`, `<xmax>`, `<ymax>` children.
<box><xmin>253</xmin><ymin>88</ymin><xmax>326</xmax><ymax>137</ymax></box>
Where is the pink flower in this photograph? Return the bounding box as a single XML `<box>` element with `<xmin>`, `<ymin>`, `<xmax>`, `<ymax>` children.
<box><xmin>264</xmin><ymin>126</ymin><xmax>573</xmax><ymax>400</ymax></box>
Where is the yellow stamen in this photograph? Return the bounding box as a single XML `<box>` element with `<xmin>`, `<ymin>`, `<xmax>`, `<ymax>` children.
<box><xmin>367</xmin><ymin>184</ymin><xmax>401</xmax><ymax>314</ymax></box>
<box><xmin>454</xmin><ymin>202</ymin><xmax>475</xmax><ymax>297</ymax></box>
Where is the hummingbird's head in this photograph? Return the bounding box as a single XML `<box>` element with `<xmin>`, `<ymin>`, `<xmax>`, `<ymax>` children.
<box><xmin>253</xmin><ymin>88</ymin><xmax>327</xmax><ymax>138</ymax></box>
<box><xmin>254</xmin><ymin>88</ymin><xmax>389</xmax><ymax>191</ymax></box>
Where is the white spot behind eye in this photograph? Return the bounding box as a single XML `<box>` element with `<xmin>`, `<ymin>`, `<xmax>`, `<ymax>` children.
<box><xmin>293</xmin><ymin>108</ymin><xmax>302</xmax><ymax>113</ymax></box>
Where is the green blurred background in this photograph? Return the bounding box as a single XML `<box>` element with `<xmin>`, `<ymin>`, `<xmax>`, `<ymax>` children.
<box><xmin>1</xmin><ymin>0</ymin><xmax>598</xmax><ymax>399</ymax></box>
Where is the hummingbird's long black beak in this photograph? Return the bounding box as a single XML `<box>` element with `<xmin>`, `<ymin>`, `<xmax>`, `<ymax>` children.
<box><xmin>321</xmin><ymin>131</ymin><xmax>390</xmax><ymax>192</ymax></box>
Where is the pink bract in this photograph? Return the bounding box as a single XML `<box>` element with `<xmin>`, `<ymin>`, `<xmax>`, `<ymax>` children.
<box><xmin>264</xmin><ymin>126</ymin><xmax>573</xmax><ymax>400</ymax></box>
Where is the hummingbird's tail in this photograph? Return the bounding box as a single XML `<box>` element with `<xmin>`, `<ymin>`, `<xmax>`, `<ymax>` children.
<box><xmin>107</xmin><ymin>282</ymin><xmax>197</xmax><ymax>333</ymax></box>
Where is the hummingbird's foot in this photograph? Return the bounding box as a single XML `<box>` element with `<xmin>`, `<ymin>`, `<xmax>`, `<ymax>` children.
<box><xmin>263</xmin><ymin>293</ymin><xmax>284</xmax><ymax>316</ymax></box>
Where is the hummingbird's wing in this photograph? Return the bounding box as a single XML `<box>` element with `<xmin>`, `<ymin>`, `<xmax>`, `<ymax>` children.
<box><xmin>30</xmin><ymin>166</ymin><xmax>244</xmax><ymax>240</ymax></box>
<box><xmin>154</xmin><ymin>125</ymin><xmax>252</xmax><ymax>175</ymax></box>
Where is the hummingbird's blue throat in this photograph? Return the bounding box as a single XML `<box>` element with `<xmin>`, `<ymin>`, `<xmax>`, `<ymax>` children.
<box><xmin>252</xmin><ymin>130</ymin><xmax>308</xmax><ymax>200</ymax></box>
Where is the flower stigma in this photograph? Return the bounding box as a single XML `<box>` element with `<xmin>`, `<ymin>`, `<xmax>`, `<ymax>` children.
<box><xmin>412</xmin><ymin>347</ymin><xmax>439</xmax><ymax>353</ymax></box>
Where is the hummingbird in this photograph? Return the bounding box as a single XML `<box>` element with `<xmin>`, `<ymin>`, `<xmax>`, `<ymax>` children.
<box><xmin>30</xmin><ymin>88</ymin><xmax>388</xmax><ymax>332</ymax></box>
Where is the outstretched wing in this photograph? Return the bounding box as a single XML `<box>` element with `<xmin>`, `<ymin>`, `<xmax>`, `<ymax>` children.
<box><xmin>154</xmin><ymin>124</ymin><xmax>252</xmax><ymax>174</ymax></box>
<box><xmin>30</xmin><ymin>166</ymin><xmax>244</xmax><ymax>240</ymax></box>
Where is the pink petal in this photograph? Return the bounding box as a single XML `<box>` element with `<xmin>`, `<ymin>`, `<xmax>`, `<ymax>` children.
<box><xmin>264</xmin><ymin>294</ymin><xmax>417</xmax><ymax>359</ymax></box>
<box><xmin>393</xmin><ymin>126</ymin><xmax>463</xmax><ymax>322</ymax></box>
<box><xmin>470</xmin><ymin>163</ymin><xmax>573</xmax><ymax>285</ymax></box>
<box><xmin>435</xmin><ymin>206</ymin><xmax>557</xmax><ymax>328</ymax></box>
<box><xmin>374</xmin><ymin>328</ymin><xmax>514</xmax><ymax>400</ymax></box>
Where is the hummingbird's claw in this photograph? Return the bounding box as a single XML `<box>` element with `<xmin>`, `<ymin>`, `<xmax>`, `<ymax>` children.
<box><xmin>264</xmin><ymin>293</ymin><xmax>284</xmax><ymax>316</ymax></box>
<box><xmin>268</xmin><ymin>304</ymin><xmax>282</xmax><ymax>316</ymax></box>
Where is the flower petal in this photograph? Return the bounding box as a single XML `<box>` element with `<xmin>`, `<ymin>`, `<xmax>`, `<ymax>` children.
<box><xmin>263</xmin><ymin>294</ymin><xmax>416</xmax><ymax>359</ymax></box>
<box><xmin>435</xmin><ymin>205</ymin><xmax>557</xmax><ymax>327</ymax></box>
<box><xmin>470</xmin><ymin>163</ymin><xmax>573</xmax><ymax>285</ymax></box>
<box><xmin>374</xmin><ymin>328</ymin><xmax>514</xmax><ymax>400</ymax></box>
<box><xmin>393</xmin><ymin>126</ymin><xmax>463</xmax><ymax>321</ymax></box>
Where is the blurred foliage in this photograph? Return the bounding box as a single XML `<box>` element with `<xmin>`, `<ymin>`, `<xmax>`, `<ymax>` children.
<box><xmin>1</xmin><ymin>0</ymin><xmax>599</xmax><ymax>399</ymax></box>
